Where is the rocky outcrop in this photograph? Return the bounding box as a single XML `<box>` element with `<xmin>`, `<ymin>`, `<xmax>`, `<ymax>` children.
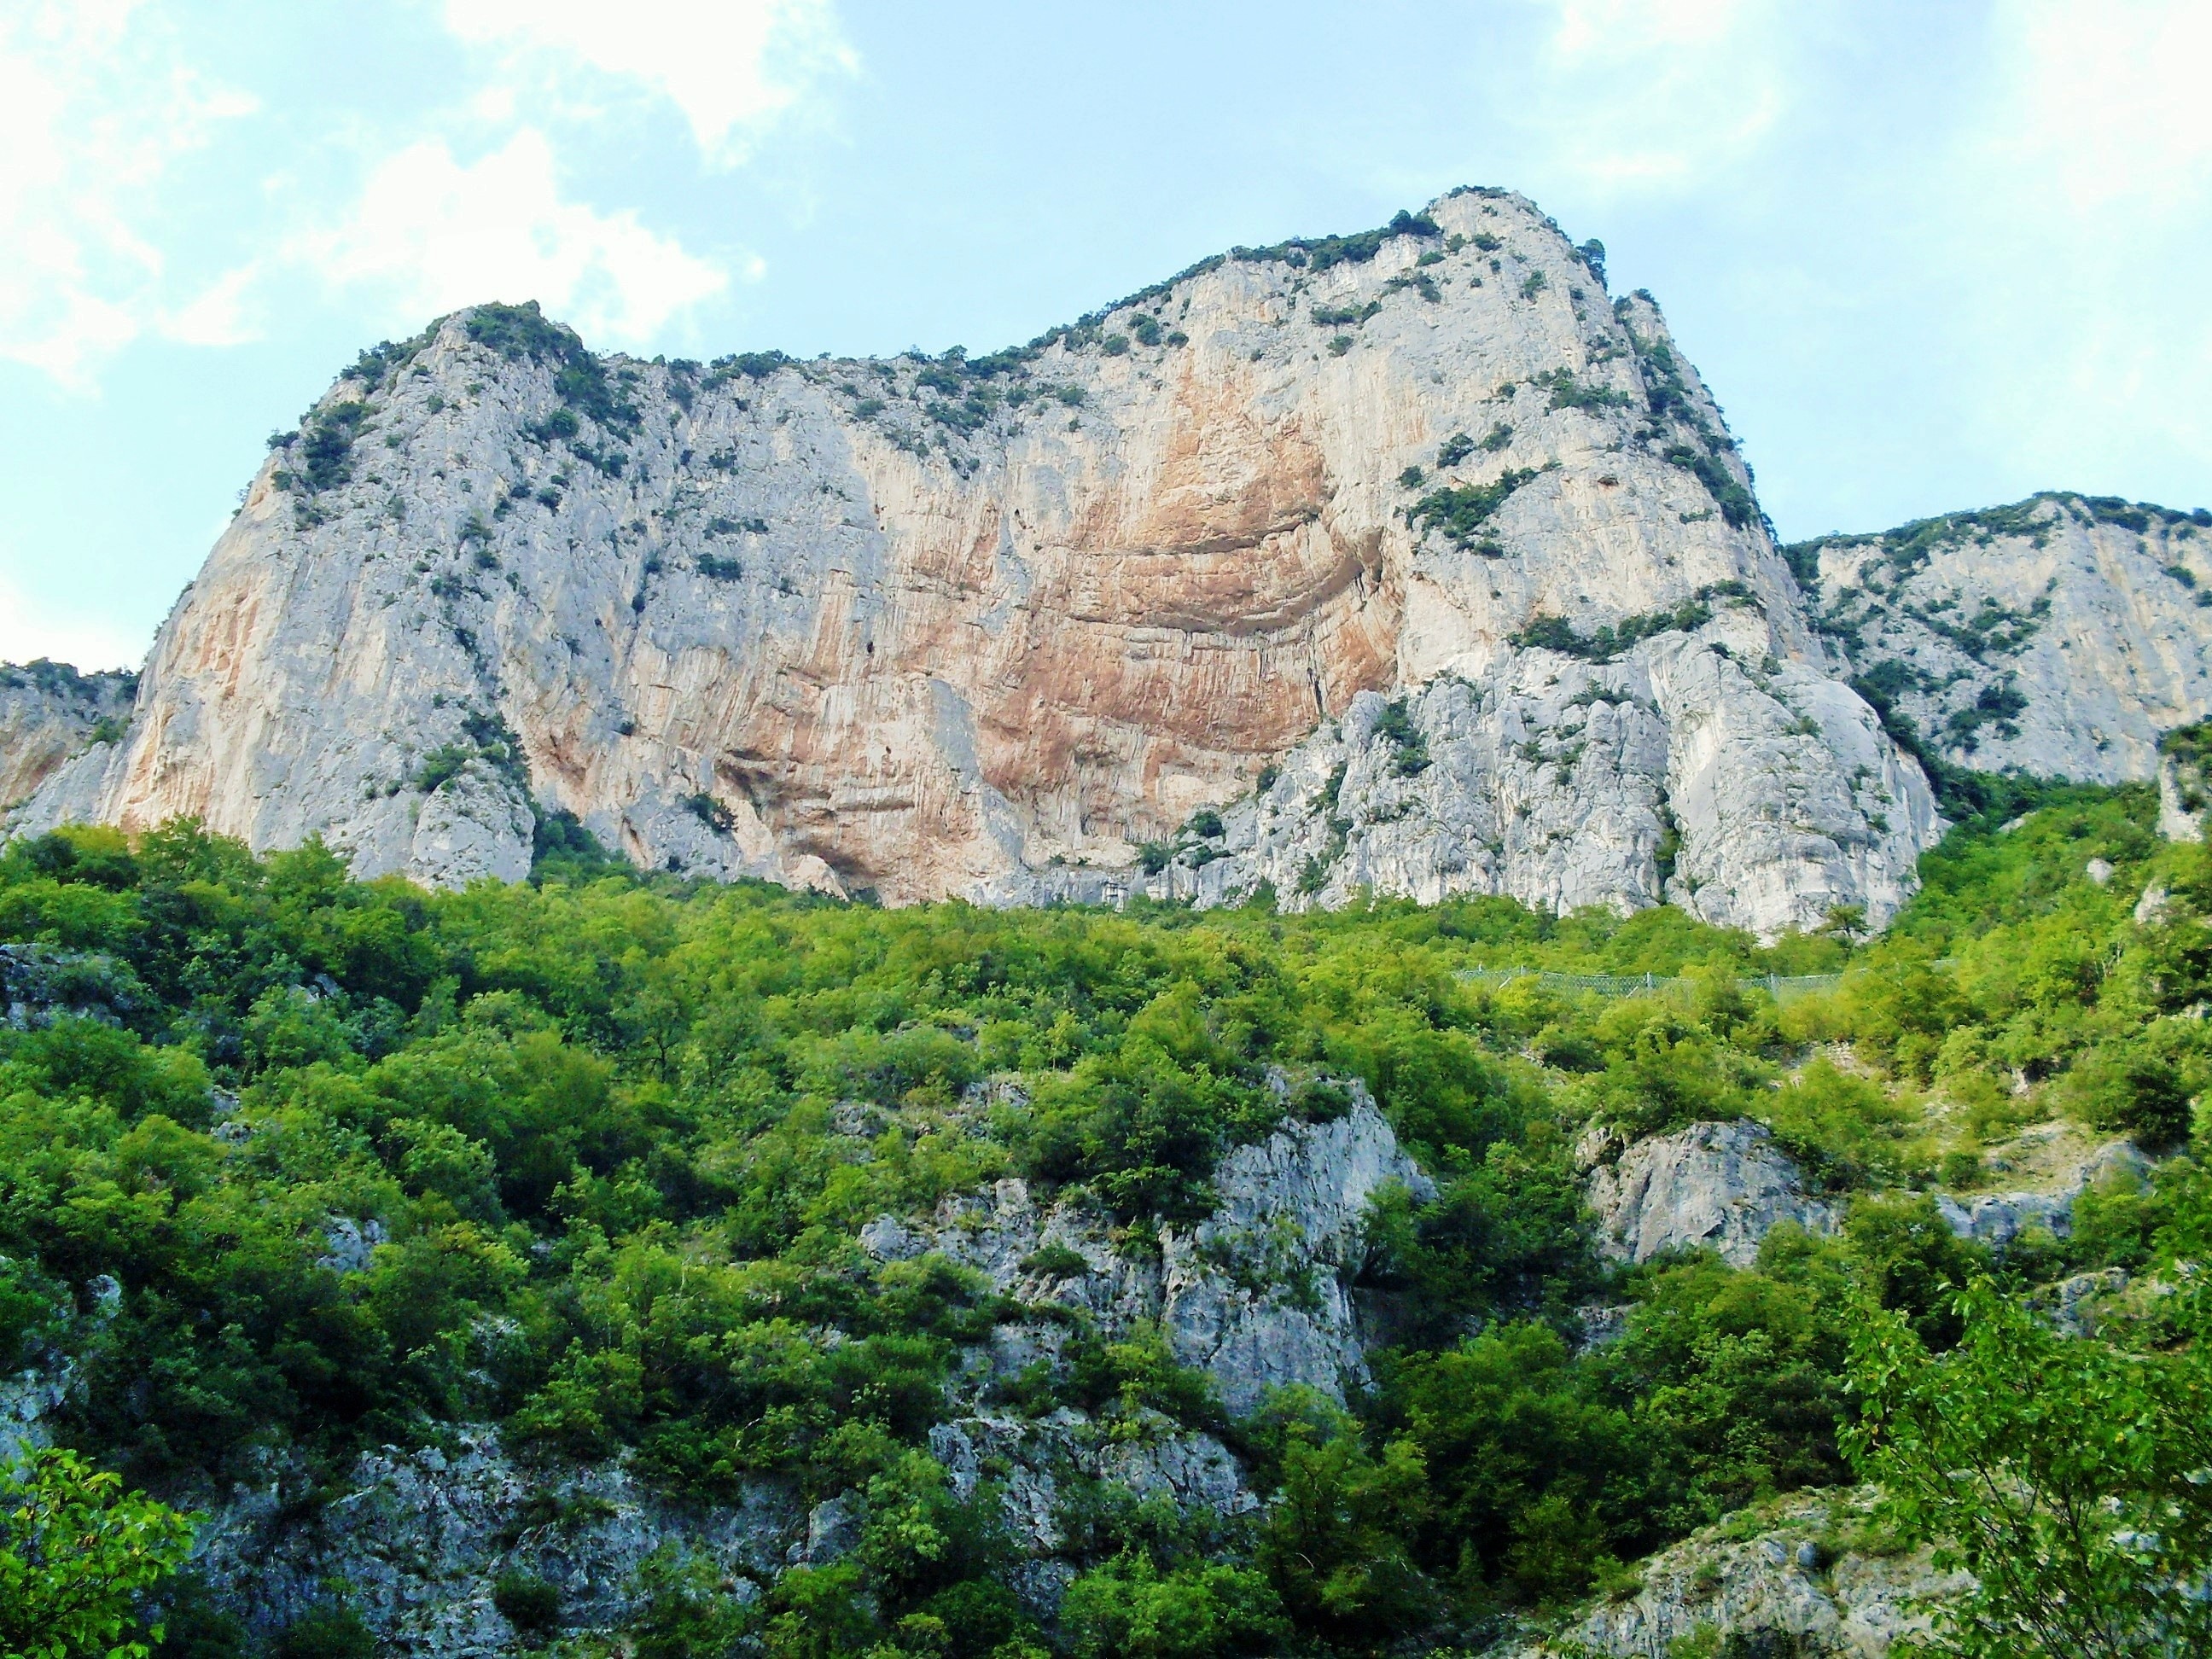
<box><xmin>0</xmin><ymin>660</ymin><xmax>135</xmax><ymax>812</ymax></box>
<box><xmin>2157</xmin><ymin>724</ymin><xmax>2209</xmax><ymax>841</ymax></box>
<box><xmin>1934</xmin><ymin>1135</ymin><xmax>2150</xmax><ymax>1249</ymax></box>
<box><xmin>190</xmin><ymin>1429</ymin><xmax>798</xmax><ymax>1655</ymax></box>
<box><xmin>1</xmin><ymin>944</ymin><xmax>148</xmax><ymax>1030</ymax></box>
<box><xmin>1794</xmin><ymin>494</ymin><xmax>2212</xmax><ymax>785</ymax></box>
<box><xmin>1504</xmin><ymin>1487</ymin><xmax>1968</xmax><ymax>1658</ymax></box>
<box><xmin>9</xmin><ymin>189</ymin><xmax>1942</xmax><ymax>938</ymax></box>
<box><xmin>1165</xmin><ymin>1091</ymin><xmax>1435</xmax><ymax>1411</ymax></box>
<box><xmin>873</xmin><ymin>1084</ymin><xmax>1427</xmax><ymax>1414</ymax></box>
<box><xmin>1588</xmin><ymin>1114</ymin><xmax>2155</xmax><ymax>1272</ymax></box>
<box><xmin>1584</xmin><ymin>1120</ymin><xmax>1839</xmax><ymax>1268</ymax></box>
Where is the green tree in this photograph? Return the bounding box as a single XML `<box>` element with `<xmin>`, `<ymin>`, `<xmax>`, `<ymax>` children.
<box><xmin>1844</xmin><ymin>1282</ymin><xmax>2212</xmax><ymax>1658</ymax></box>
<box><xmin>0</xmin><ymin>1447</ymin><xmax>196</xmax><ymax>1659</ymax></box>
<box><xmin>1058</xmin><ymin>1553</ymin><xmax>1287</xmax><ymax>1659</ymax></box>
<box><xmin>1249</xmin><ymin>1388</ymin><xmax>1435</xmax><ymax>1643</ymax></box>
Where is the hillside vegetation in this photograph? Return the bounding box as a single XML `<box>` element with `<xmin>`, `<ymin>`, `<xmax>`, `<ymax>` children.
<box><xmin>3</xmin><ymin>785</ymin><xmax>2210</xmax><ymax>1656</ymax></box>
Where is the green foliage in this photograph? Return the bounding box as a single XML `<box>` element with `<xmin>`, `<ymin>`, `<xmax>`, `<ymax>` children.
<box><xmin>1247</xmin><ymin>1389</ymin><xmax>1435</xmax><ymax>1642</ymax></box>
<box><xmin>1060</xmin><ymin>1553</ymin><xmax>1289</xmax><ymax>1659</ymax></box>
<box><xmin>288</xmin><ymin>401</ymin><xmax>371</xmax><ymax>494</ymax></box>
<box><xmin>493</xmin><ymin>1569</ymin><xmax>562</xmax><ymax>1633</ymax></box>
<box><xmin>466</xmin><ymin>301</ymin><xmax>575</xmax><ymax>364</ymax></box>
<box><xmin>271</xmin><ymin>1606</ymin><xmax>376</xmax><ymax>1659</ymax></box>
<box><xmin>1371</xmin><ymin>698</ymin><xmax>1430</xmax><ymax>776</ymax></box>
<box><xmin>1406</xmin><ymin>469</ymin><xmax>1539</xmax><ymax>550</ymax></box>
<box><xmin>1534</xmin><ymin>369</ymin><xmax>1633</xmax><ymax>413</ymax></box>
<box><xmin>531</xmin><ymin>809</ymin><xmax>621</xmax><ymax>886</ymax></box>
<box><xmin>1231</xmin><ymin>209</ymin><xmax>1439</xmax><ymax>276</ymax></box>
<box><xmin>1846</xmin><ymin>1280</ymin><xmax>2212</xmax><ymax>1657</ymax></box>
<box><xmin>1511</xmin><ymin>595</ymin><xmax>1723</xmax><ymax>662</ymax></box>
<box><xmin>1660</xmin><ymin>445</ymin><xmax>1756</xmax><ymax>530</ymax></box>
<box><xmin>0</xmin><ymin>1447</ymin><xmax>195</xmax><ymax>1659</ymax></box>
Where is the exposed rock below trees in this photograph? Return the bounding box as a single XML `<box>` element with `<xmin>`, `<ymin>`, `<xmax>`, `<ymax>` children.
<box><xmin>1934</xmin><ymin>1135</ymin><xmax>2150</xmax><ymax>1249</ymax></box>
<box><xmin>1585</xmin><ymin>1120</ymin><xmax>1839</xmax><ymax>1268</ymax></box>
<box><xmin>874</xmin><ymin>1084</ymin><xmax>1428</xmax><ymax>1415</ymax></box>
<box><xmin>1502</xmin><ymin>1487</ymin><xmax>1969</xmax><ymax>1658</ymax></box>
<box><xmin>8</xmin><ymin>189</ymin><xmax>1946</xmax><ymax>939</ymax></box>
<box><xmin>0</xmin><ymin>660</ymin><xmax>135</xmax><ymax>812</ymax></box>
<box><xmin>1795</xmin><ymin>494</ymin><xmax>2212</xmax><ymax>785</ymax></box>
<box><xmin>1589</xmin><ymin>1114</ymin><xmax>2156</xmax><ymax>1276</ymax></box>
<box><xmin>0</xmin><ymin>1091</ymin><xmax>1423</xmax><ymax>1652</ymax></box>
<box><xmin>2158</xmin><ymin>744</ymin><xmax>2208</xmax><ymax>841</ymax></box>
<box><xmin>0</xmin><ymin>943</ymin><xmax>147</xmax><ymax>1030</ymax></box>
<box><xmin>189</xmin><ymin>1428</ymin><xmax>797</xmax><ymax>1656</ymax></box>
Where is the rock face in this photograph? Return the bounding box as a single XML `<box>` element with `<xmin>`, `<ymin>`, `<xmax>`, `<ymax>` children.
<box><xmin>878</xmin><ymin>1086</ymin><xmax>1427</xmax><ymax>1416</ymax></box>
<box><xmin>1794</xmin><ymin>494</ymin><xmax>2212</xmax><ymax>784</ymax></box>
<box><xmin>191</xmin><ymin>1429</ymin><xmax>799</xmax><ymax>1656</ymax></box>
<box><xmin>1585</xmin><ymin>1119</ymin><xmax>1839</xmax><ymax>1268</ymax></box>
<box><xmin>0</xmin><ymin>660</ymin><xmax>135</xmax><ymax>812</ymax></box>
<box><xmin>9</xmin><ymin>189</ymin><xmax>1944</xmax><ymax>938</ymax></box>
<box><xmin>1505</xmin><ymin>1487</ymin><xmax>1969</xmax><ymax>1658</ymax></box>
<box><xmin>1934</xmin><ymin>1135</ymin><xmax>2150</xmax><ymax>1249</ymax></box>
<box><xmin>2157</xmin><ymin>724</ymin><xmax>2209</xmax><ymax>841</ymax></box>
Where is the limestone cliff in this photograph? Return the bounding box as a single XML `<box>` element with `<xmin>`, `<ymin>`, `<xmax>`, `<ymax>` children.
<box><xmin>0</xmin><ymin>660</ymin><xmax>135</xmax><ymax>812</ymax></box>
<box><xmin>1791</xmin><ymin>493</ymin><xmax>2212</xmax><ymax>785</ymax></box>
<box><xmin>12</xmin><ymin>189</ymin><xmax>1945</xmax><ymax>934</ymax></box>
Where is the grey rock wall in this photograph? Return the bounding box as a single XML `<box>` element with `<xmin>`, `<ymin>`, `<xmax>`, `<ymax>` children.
<box><xmin>1798</xmin><ymin>495</ymin><xmax>2212</xmax><ymax>784</ymax></box>
<box><xmin>1503</xmin><ymin>1487</ymin><xmax>1969</xmax><ymax>1658</ymax></box>
<box><xmin>1584</xmin><ymin>1120</ymin><xmax>1839</xmax><ymax>1267</ymax></box>
<box><xmin>0</xmin><ymin>660</ymin><xmax>135</xmax><ymax>813</ymax></box>
<box><xmin>128</xmin><ymin>1087</ymin><xmax>1427</xmax><ymax>1651</ymax></box>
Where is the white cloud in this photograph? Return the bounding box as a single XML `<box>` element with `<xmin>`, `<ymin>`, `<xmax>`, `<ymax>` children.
<box><xmin>1518</xmin><ymin>0</ymin><xmax>1803</xmax><ymax>195</ymax></box>
<box><xmin>1979</xmin><ymin>0</ymin><xmax>2212</xmax><ymax>211</ymax></box>
<box><xmin>161</xmin><ymin>265</ymin><xmax>265</xmax><ymax>349</ymax></box>
<box><xmin>1930</xmin><ymin>0</ymin><xmax>2212</xmax><ymax>488</ymax></box>
<box><xmin>288</xmin><ymin>129</ymin><xmax>730</xmax><ymax>344</ymax></box>
<box><xmin>442</xmin><ymin>0</ymin><xmax>856</xmax><ymax>164</ymax></box>
<box><xmin>0</xmin><ymin>1</ymin><xmax>259</xmax><ymax>386</ymax></box>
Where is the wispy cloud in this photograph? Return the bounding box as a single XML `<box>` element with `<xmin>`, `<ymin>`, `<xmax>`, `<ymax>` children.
<box><xmin>1982</xmin><ymin>0</ymin><xmax>2212</xmax><ymax>212</ymax></box>
<box><xmin>1519</xmin><ymin>0</ymin><xmax>1806</xmax><ymax>194</ymax></box>
<box><xmin>1925</xmin><ymin>0</ymin><xmax>2212</xmax><ymax>487</ymax></box>
<box><xmin>0</xmin><ymin>0</ymin><xmax>259</xmax><ymax>386</ymax></box>
<box><xmin>0</xmin><ymin>0</ymin><xmax>855</xmax><ymax>391</ymax></box>
<box><xmin>287</xmin><ymin>129</ymin><xmax>731</xmax><ymax>345</ymax></box>
<box><xmin>440</xmin><ymin>0</ymin><xmax>858</xmax><ymax>165</ymax></box>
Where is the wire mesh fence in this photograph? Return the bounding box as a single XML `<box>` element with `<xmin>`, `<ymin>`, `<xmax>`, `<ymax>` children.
<box><xmin>1457</xmin><ymin>966</ymin><xmax>1848</xmax><ymax>1002</ymax></box>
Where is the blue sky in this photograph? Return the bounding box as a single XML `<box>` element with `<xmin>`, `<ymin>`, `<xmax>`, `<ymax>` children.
<box><xmin>3</xmin><ymin>0</ymin><xmax>2206</xmax><ymax>670</ymax></box>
